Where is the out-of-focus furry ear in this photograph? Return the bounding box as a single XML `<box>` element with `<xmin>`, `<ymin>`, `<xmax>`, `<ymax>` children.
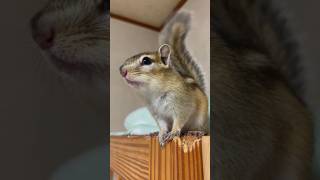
<box><xmin>158</xmin><ymin>44</ymin><xmax>171</xmax><ymax>66</ymax></box>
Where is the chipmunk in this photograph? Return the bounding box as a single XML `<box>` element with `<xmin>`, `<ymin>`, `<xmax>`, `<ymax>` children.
<box><xmin>120</xmin><ymin>12</ymin><xmax>208</xmax><ymax>146</ymax></box>
<box><xmin>30</xmin><ymin>0</ymin><xmax>108</xmax><ymax>112</ymax></box>
<box><xmin>212</xmin><ymin>0</ymin><xmax>313</xmax><ymax>179</ymax></box>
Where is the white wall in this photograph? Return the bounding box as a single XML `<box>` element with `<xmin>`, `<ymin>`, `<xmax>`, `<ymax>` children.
<box><xmin>110</xmin><ymin>0</ymin><xmax>210</xmax><ymax>131</ymax></box>
<box><xmin>110</xmin><ymin>18</ymin><xmax>159</xmax><ymax>131</ymax></box>
<box><xmin>181</xmin><ymin>0</ymin><xmax>211</xmax><ymax>95</ymax></box>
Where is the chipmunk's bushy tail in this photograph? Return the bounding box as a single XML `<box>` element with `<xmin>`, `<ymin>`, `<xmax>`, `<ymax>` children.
<box><xmin>159</xmin><ymin>11</ymin><xmax>206</xmax><ymax>92</ymax></box>
<box><xmin>213</xmin><ymin>0</ymin><xmax>304</xmax><ymax>98</ymax></box>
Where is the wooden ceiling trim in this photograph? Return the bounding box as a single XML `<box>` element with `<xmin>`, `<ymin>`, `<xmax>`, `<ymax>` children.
<box><xmin>110</xmin><ymin>12</ymin><xmax>161</xmax><ymax>31</ymax></box>
<box><xmin>110</xmin><ymin>0</ymin><xmax>187</xmax><ymax>32</ymax></box>
<box><xmin>159</xmin><ymin>0</ymin><xmax>187</xmax><ymax>30</ymax></box>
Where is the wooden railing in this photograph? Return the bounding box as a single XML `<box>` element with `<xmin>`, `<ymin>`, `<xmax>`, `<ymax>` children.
<box><xmin>110</xmin><ymin>135</ymin><xmax>210</xmax><ymax>180</ymax></box>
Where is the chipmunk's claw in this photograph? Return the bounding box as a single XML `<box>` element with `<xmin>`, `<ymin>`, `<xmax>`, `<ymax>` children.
<box><xmin>159</xmin><ymin>141</ymin><xmax>166</xmax><ymax>148</ymax></box>
<box><xmin>158</xmin><ymin>131</ymin><xmax>168</xmax><ymax>148</ymax></box>
<box><xmin>162</xmin><ymin>130</ymin><xmax>181</xmax><ymax>145</ymax></box>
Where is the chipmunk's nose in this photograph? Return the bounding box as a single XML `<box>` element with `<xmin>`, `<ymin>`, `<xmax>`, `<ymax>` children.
<box><xmin>31</xmin><ymin>13</ymin><xmax>55</xmax><ymax>50</ymax></box>
<box><xmin>119</xmin><ymin>65</ymin><xmax>127</xmax><ymax>77</ymax></box>
<box><xmin>33</xmin><ymin>28</ymin><xmax>55</xmax><ymax>50</ymax></box>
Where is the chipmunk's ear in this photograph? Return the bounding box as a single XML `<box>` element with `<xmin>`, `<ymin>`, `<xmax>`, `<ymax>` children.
<box><xmin>158</xmin><ymin>44</ymin><xmax>171</xmax><ymax>66</ymax></box>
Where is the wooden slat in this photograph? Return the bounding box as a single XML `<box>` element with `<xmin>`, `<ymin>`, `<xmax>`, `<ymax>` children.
<box><xmin>110</xmin><ymin>135</ymin><xmax>209</xmax><ymax>180</ymax></box>
<box><xmin>197</xmin><ymin>141</ymin><xmax>204</xmax><ymax>180</ymax></box>
<box><xmin>177</xmin><ymin>139</ymin><xmax>183</xmax><ymax>180</ymax></box>
<box><xmin>202</xmin><ymin>136</ymin><xmax>210</xmax><ymax>180</ymax></box>
<box><xmin>173</xmin><ymin>139</ymin><xmax>178</xmax><ymax>180</ymax></box>
<box><xmin>183</xmin><ymin>143</ymin><xmax>189</xmax><ymax>180</ymax></box>
<box><xmin>189</xmin><ymin>144</ymin><xmax>194</xmax><ymax>180</ymax></box>
<box><xmin>165</xmin><ymin>143</ymin><xmax>171</xmax><ymax>180</ymax></box>
<box><xmin>150</xmin><ymin>137</ymin><xmax>155</xmax><ymax>180</ymax></box>
<box><xmin>160</xmin><ymin>144</ymin><xmax>166</xmax><ymax>180</ymax></box>
<box><xmin>110</xmin><ymin>136</ymin><xmax>151</xmax><ymax>180</ymax></box>
<box><xmin>155</xmin><ymin>138</ymin><xmax>159</xmax><ymax>180</ymax></box>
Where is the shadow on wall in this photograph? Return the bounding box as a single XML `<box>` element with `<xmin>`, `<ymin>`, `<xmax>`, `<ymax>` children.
<box><xmin>278</xmin><ymin>0</ymin><xmax>320</xmax><ymax>179</ymax></box>
<box><xmin>0</xmin><ymin>0</ymin><xmax>107</xmax><ymax>179</ymax></box>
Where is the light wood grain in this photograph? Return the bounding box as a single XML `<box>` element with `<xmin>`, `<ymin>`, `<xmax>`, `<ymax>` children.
<box><xmin>202</xmin><ymin>136</ymin><xmax>210</xmax><ymax>180</ymax></box>
<box><xmin>110</xmin><ymin>135</ymin><xmax>210</xmax><ymax>180</ymax></box>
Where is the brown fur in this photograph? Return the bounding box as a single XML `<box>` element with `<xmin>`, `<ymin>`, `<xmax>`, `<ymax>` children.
<box><xmin>212</xmin><ymin>0</ymin><xmax>313</xmax><ymax>179</ymax></box>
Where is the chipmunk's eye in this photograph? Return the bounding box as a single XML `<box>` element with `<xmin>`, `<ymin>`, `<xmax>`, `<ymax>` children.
<box><xmin>141</xmin><ymin>57</ymin><xmax>152</xmax><ymax>65</ymax></box>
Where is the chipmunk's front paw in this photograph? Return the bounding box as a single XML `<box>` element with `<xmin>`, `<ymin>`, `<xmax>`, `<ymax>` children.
<box><xmin>158</xmin><ymin>131</ymin><xmax>168</xmax><ymax>147</ymax></box>
<box><xmin>162</xmin><ymin>130</ymin><xmax>181</xmax><ymax>146</ymax></box>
